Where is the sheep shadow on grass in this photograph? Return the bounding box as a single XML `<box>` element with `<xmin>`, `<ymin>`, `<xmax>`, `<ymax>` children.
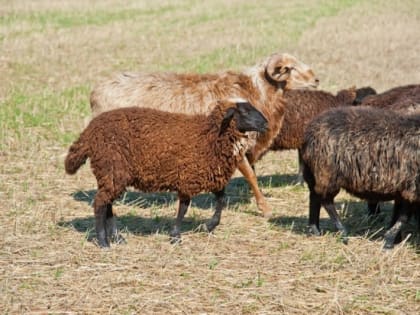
<box><xmin>62</xmin><ymin>177</ymin><xmax>264</xmax><ymax>243</ymax></box>
<box><xmin>269</xmin><ymin>200</ymin><xmax>420</xmax><ymax>249</ymax></box>
<box><xmin>69</xmin><ymin>173</ymin><xmax>295</xmax><ymax>211</ymax></box>
<box><xmin>58</xmin><ymin>212</ymin><xmax>211</xmax><ymax>243</ymax></box>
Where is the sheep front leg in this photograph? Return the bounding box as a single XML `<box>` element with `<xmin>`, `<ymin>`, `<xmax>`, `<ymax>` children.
<box><xmin>105</xmin><ymin>204</ymin><xmax>126</xmax><ymax>245</ymax></box>
<box><xmin>237</xmin><ymin>158</ymin><xmax>272</xmax><ymax>218</ymax></box>
<box><xmin>170</xmin><ymin>196</ymin><xmax>190</xmax><ymax>243</ymax></box>
<box><xmin>322</xmin><ymin>196</ymin><xmax>348</xmax><ymax>244</ymax></box>
<box><xmin>308</xmin><ymin>190</ymin><xmax>322</xmax><ymax>236</ymax></box>
<box><xmin>206</xmin><ymin>189</ymin><xmax>226</xmax><ymax>232</ymax></box>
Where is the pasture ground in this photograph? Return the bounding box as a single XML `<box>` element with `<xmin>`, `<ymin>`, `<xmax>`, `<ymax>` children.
<box><xmin>1</xmin><ymin>1</ymin><xmax>419</xmax><ymax>314</ymax></box>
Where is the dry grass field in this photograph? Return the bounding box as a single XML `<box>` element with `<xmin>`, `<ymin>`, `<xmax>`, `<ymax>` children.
<box><xmin>1</xmin><ymin>0</ymin><xmax>420</xmax><ymax>314</ymax></box>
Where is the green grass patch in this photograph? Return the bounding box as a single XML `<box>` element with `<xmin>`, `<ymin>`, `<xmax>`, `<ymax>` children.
<box><xmin>0</xmin><ymin>85</ymin><xmax>91</xmax><ymax>148</ymax></box>
<box><xmin>0</xmin><ymin>4</ymin><xmax>185</xmax><ymax>30</ymax></box>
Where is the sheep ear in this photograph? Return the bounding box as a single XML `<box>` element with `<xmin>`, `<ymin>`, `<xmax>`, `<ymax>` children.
<box><xmin>266</xmin><ymin>54</ymin><xmax>290</xmax><ymax>82</ymax></box>
<box><xmin>219</xmin><ymin>107</ymin><xmax>237</xmax><ymax>136</ymax></box>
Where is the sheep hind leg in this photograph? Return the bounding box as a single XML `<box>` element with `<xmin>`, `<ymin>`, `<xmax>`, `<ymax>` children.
<box><xmin>237</xmin><ymin>158</ymin><xmax>272</xmax><ymax>218</ymax></box>
<box><xmin>94</xmin><ymin>203</ymin><xmax>110</xmax><ymax>248</ymax></box>
<box><xmin>105</xmin><ymin>204</ymin><xmax>126</xmax><ymax>245</ymax></box>
<box><xmin>322</xmin><ymin>196</ymin><xmax>349</xmax><ymax>244</ymax></box>
<box><xmin>170</xmin><ymin>196</ymin><xmax>190</xmax><ymax>244</ymax></box>
<box><xmin>383</xmin><ymin>199</ymin><xmax>411</xmax><ymax>249</ymax></box>
<box><xmin>206</xmin><ymin>189</ymin><xmax>226</xmax><ymax>233</ymax></box>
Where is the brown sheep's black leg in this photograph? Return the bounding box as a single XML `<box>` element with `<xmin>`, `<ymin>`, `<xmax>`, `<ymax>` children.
<box><xmin>322</xmin><ymin>195</ymin><xmax>348</xmax><ymax>244</ymax></box>
<box><xmin>367</xmin><ymin>201</ymin><xmax>381</xmax><ymax>216</ymax></box>
<box><xmin>308</xmin><ymin>190</ymin><xmax>322</xmax><ymax>236</ymax></box>
<box><xmin>206</xmin><ymin>189</ymin><xmax>226</xmax><ymax>232</ymax></box>
<box><xmin>170</xmin><ymin>196</ymin><xmax>190</xmax><ymax>244</ymax></box>
<box><xmin>105</xmin><ymin>204</ymin><xmax>126</xmax><ymax>245</ymax></box>
<box><xmin>94</xmin><ymin>203</ymin><xmax>110</xmax><ymax>248</ymax></box>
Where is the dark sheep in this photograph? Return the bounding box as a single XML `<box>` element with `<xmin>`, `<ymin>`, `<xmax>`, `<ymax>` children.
<box><xmin>259</xmin><ymin>87</ymin><xmax>376</xmax><ymax>183</ymax></box>
<box><xmin>358</xmin><ymin>84</ymin><xmax>420</xmax><ymax>215</ymax></box>
<box><xmin>301</xmin><ymin>106</ymin><xmax>420</xmax><ymax>249</ymax></box>
<box><xmin>360</xmin><ymin>84</ymin><xmax>420</xmax><ymax>109</ymax></box>
<box><xmin>352</xmin><ymin>86</ymin><xmax>378</xmax><ymax>105</ymax></box>
<box><xmin>65</xmin><ymin>100</ymin><xmax>268</xmax><ymax>247</ymax></box>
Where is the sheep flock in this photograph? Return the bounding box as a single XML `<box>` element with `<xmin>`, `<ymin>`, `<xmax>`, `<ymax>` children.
<box><xmin>66</xmin><ymin>52</ymin><xmax>420</xmax><ymax>249</ymax></box>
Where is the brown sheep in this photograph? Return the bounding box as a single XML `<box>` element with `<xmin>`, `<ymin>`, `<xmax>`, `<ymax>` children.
<box><xmin>90</xmin><ymin>52</ymin><xmax>319</xmax><ymax>218</ymax></box>
<box><xmin>301</xmin><ymin>106</ymin><xmax>420</xmax><ymax>249</ymax></box>
<box><xmin>65</xmin><ymin>100</ymin><xmax>268</xmax><ymax>247</ymax></box>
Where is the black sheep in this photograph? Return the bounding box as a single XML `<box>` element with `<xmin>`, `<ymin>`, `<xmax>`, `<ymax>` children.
<box><xmin>301</xmin><ymin>106</ymin><xmax>420</xmax><ymax>248</ymax></box>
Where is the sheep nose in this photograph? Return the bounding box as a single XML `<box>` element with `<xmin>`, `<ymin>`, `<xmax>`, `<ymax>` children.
<box><xmin>315</xmin><ymin>78</ymin><xmax>320</xmax><ymax>85</ymax></box>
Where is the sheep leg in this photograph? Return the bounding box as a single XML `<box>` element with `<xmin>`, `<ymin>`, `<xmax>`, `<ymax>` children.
<box><xmin>308</xmin><ymin>190</ymin><xmax>322</xmax><ymax>236</ymax></box>
<box><xmin>383</xmin><ymin>199</ymin><xmax>411</xmax><ymax>249</ymax></box>
<box><xmin>170</xmin><ymin>196</ymin><xmax>190</xmax><ymax>243</ymax></box>
<box><xmin>94</xmin><ymin>203</ymin><xmax>110</xmax><ymax>248</ymax></box>
<box><xmin>322</xmin><ymin>196</ymin><xmax>348</xmax><ymax>244</ymax></box>
<box><xmin>206</xmin><ymin>189</ymin><xmax>226</xmax><ymax>232</ymax></box>
<box><xmin>296</xmin><ymin>150</ymin><xmax>305</xmax><ymax>186</ymax></box>
<box><xmin>237</xmin><ymin>158</ymin><xmax>272</xmax><ymax>218</ymax></box>
<box><xmin>367</xmin><ymin>201</ymin><xmax>381</xmax><ymax>216</ymax></box>
<box><xmin>105</xmin><ymin>204</ymin><xmax>126</xmax><ymax>245</ymax></box>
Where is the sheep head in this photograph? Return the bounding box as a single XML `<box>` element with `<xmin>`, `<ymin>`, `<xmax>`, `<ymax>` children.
<box><xmin>219</xmin><ymin>100</ymin><xmax>268</xmax><ymax>136</ymax></box>
<box><xmin>266</xmin><ymin>53</ymin><xmax>319</xmax><ymax>90</ymax></box>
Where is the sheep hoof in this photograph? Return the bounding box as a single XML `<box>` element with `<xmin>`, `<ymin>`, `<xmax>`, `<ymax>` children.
<box><xmin>169</xmin><ymin>229</ymin><xmax>182</xmax><ymax>244</ymax></box>
<box><xmin>307</xmin><ymin>225</ymin><xmax>321</xmax><ymax>236</ymax></box>
<box><xmin>263</xmin><ymin>210</ymin><xmax>273</xmax><ymax>219</ymax></box>
<box><xmin>111</xmin><ymin>233</ymin><xmax>126</xmax><ymax>245</ymax></box>
<box><xmin>206</xmin><ymin>222</ymin><xmax>218</xmax><ymax>233</ymax></box>
<box><xmin>383</xmin><ymin>242</ymin><xmax>394</xmax><ymax>250</ymax></box>
<box><xmin>197</xmin><ymin>223</ymin><xmax>209</xmax><ymax>233</ymax></box>
<box><xmin>97</xmin><ymin>239</ymin><xmax>110</xmax><ymax>248</ymax></box>
<box><xmin>295</xmin><ymin>175</ymin><xmax>305</xmax><ymax>186</ymax></box>
<box><xmin>383</xmin><ymin>232</ymin><xmax>396</xmax><ymax>250</ymax></box>
<box><xmin>340</xmin><ymin>235</ymin><xmax>349</xmax><ymax>245</ymax></box>
<box><xmin>257</xmin><ymin>201</ymin><xmax>273</xmax><ymax>218</ymax></box>
<box><xmin>170</xmin><ymin>235</ymin><xmax>182</xmax><ymax>244</ymax></box>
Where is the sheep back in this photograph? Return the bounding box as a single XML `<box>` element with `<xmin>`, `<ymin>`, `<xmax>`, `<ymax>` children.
<box><xmin>91</xmin><ymin>72</ymin><xmax>265</xmax><ymax>117</ymax></box>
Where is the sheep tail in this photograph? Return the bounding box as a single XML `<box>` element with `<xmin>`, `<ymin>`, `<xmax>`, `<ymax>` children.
<box><xmin>65</xmin><ymin>136</ymin><xmax>90</xmax><ymax>175</ymax></box>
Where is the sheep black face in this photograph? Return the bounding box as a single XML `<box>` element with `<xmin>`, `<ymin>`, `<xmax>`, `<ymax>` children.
<box><xmin>352</xmin><ymin>86</ymin><xmax>377</xmax><ymax>105</ymax></box>
<box><xmin>219</xmin><ymin>101</ymin><xmax>268</xmax><ymax>136</ymax></box>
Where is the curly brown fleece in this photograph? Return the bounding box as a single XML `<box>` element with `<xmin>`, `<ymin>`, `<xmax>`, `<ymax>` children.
<box><xmin>268</xmin><ymin>88</ymin><xmax>358</xmax><ymax>151</ymax></box>
<box><xmin>65</xmin><ymin>100</ymin><xmax>268</xmax><ymax>246</ymax></box>
<box><xmin>66</xmin><ymin>102</ymin><xmax>251</xmax><ymax>199</ymax></box>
